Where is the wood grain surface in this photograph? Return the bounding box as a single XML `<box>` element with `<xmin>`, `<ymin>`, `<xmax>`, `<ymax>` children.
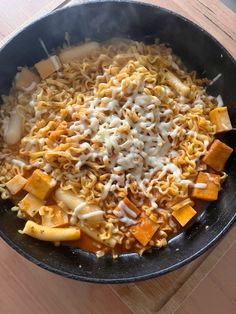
<box><xmin>0</xmin><ymin>1</ymin><xmax>235</xmax><ymax>314</ymax></box>
<box><xmin>176</xmin><ymin>240</ymin><xmax>236</xmax><ymax>314</ymax></box>
<box><xmin>0</xmin><ymin>0</ymin><xmax>65</xmax><ymax>46</ymax></box>
<box><xmin>0</xmin><ymin>239</ymin><xmax>132</xmax><ymax>314</ymax></box>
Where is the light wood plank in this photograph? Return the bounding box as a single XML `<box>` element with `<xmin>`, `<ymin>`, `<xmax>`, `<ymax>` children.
<box><xmin>0</xmin><ymin>238</ymin><xmax>133</xmax><ymax>314</ymax></box>
<box><xmin>175</xmin><ymin>237</ymin><xmax>236</xmax><ymax>314</ymax></box>
<box><xmin>0</xmin><ymin>0</ymin><xmax>66</xmax><ymax>46</ymax></box>
<box><xmin>160</xmin><ymin>225</ymin><xmax>236</xmax><ymax>313</ymax></box>
<box><xmin>111</xmin><ymin>253</ymin><xmax>208</xmax><ymax>313</ymax></box>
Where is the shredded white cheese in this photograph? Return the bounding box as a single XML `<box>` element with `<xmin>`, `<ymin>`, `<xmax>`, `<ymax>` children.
<box><xmin>194</xmin><ymin>183</ymin><xmax>207</xmax><ymax>189</ymax></box>
<box><xmin>216</xmin><ymin>95</ymin><xmax>224</xmax><ymax>107</ymax></box>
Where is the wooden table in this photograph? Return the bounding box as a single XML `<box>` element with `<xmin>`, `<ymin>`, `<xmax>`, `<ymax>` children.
<box><xmin>0</xmin><ymin>1</ymin><xmax>235</xmax><ymax>313</ymax></box>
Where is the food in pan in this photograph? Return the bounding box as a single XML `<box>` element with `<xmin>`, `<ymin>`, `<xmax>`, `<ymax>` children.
<box><xmin>0</xmin><ymin>39</ymin><xmax>233</xmax><ymax>257</ymax></box>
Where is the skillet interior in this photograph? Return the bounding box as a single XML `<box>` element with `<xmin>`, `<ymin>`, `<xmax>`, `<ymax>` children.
<box><xmin>0</xmin><ymin>0</ymin><xmax>235</xmax><ymax>283</ymax></box>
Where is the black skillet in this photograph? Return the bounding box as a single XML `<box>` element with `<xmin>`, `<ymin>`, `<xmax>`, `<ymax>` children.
<box><xmin>0</xmin><ymin>1</ymin><xmax>235</xmax><ymax>283</ymax></box>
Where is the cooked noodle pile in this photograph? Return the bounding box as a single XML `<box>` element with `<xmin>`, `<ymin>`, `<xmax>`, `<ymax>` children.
<box><xmin>0</xmin><ymin>39</ymin><xmax>225</xmax><ymax>256</ymax></box>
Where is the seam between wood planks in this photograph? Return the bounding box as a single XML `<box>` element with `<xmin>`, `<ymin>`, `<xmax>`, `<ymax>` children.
<box><xmin>194</xmin><ymin>0</ymin><xmax>236</xmax><ymax>39</ymax></box>
<box><xmin>159</xmin><ymin>225</ymin><xmax>236</xmax><ymax>314</ymax></box>
<box><xmin>109</xmin><ymin>252</ymin><xmax>208</xmax><ymax>314</ymax></box>
<box><xmin>152</xmin><ymin>253</ymin><xmax>211</xmax><ymax>312</ymax></box>
<box><xmin>173</xmin><ymin>230</ymin><xmax>236</xmax><ymax>314</ymax></box>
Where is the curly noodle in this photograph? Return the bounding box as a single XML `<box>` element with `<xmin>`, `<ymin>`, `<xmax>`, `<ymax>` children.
<box><xmin>0</xmin><ymin>39</ymin><xmax>219</xmax><ymax>255</ymax></box>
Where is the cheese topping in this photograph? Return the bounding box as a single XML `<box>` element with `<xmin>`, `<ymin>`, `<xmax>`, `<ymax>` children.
<box><xmin>0</xmin><ymin>39</ymin><xmax>220</xmax><ymax>255</ymax></box>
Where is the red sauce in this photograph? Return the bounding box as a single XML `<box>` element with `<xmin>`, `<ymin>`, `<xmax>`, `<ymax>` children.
<box><xmin>67</xmin><ymin>232</ymin><xmax>105</xmax><ymax>253</ymax></box>
<box><xmin>65</xmin><ymin>232</ymin><xmax>140</xmax><ymax>255</ymax></box>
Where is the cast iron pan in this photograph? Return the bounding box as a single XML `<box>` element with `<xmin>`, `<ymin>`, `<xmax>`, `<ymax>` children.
<box><xmin>0</xmin><ymin>0</ymin><xmax>235</xmax><ymax>283</ymax></box>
